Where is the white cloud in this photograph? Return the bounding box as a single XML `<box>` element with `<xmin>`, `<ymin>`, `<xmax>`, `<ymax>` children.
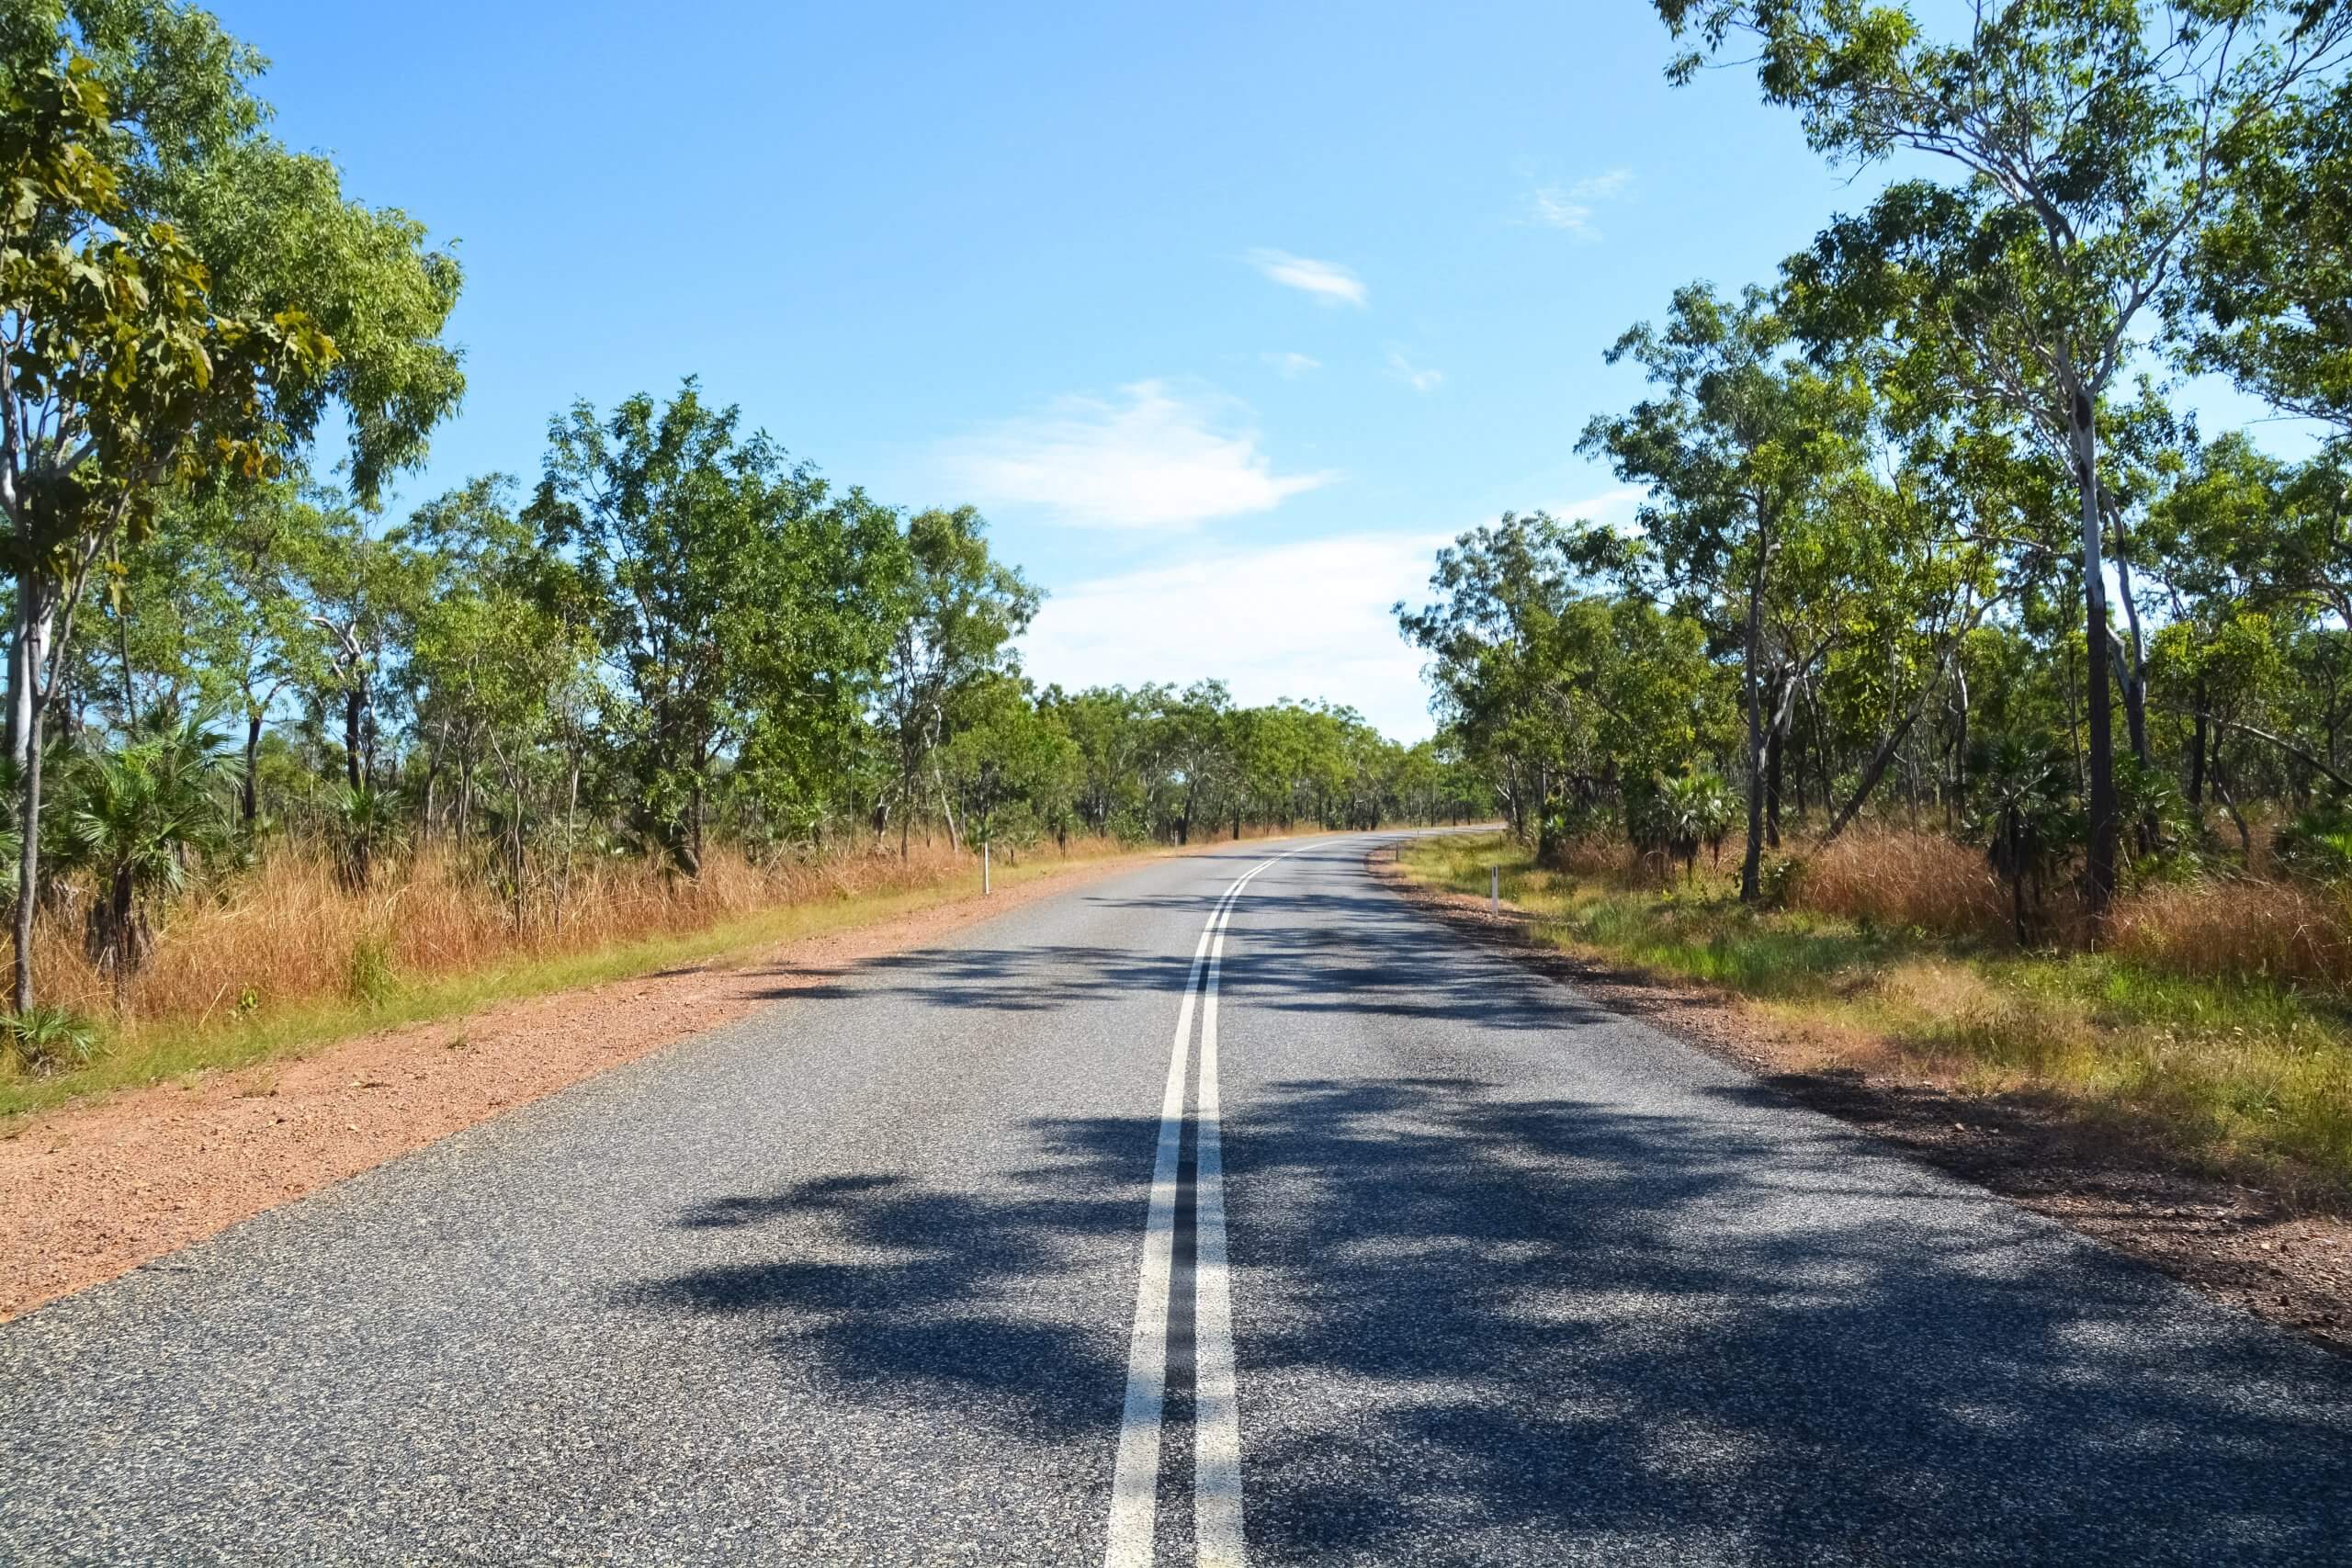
<box><xmin>1246</xmin><ymin>248</ymin><xmax>1369</xmax><ymax>307</ymax></box>
<box><xmin>1263</xmin><ymin>351</ymin><xmax>1322</xmax><ymax>378</ymax></box>
<box><xmin>1557</xmin><ymin>484</ymin><xmax>1648</xmax><ymax>534</ymax></box>
<box><xmin>939</xmin><ymin>380</ymin><xmax>1336</xmax><ymax>530</ymax></box>
<box><xmin>1022</xmin><ymin>532</ymin><xmax>1452</xmax><ymax>740</ymax></box>
<box><xmin>1525</xmin><ymin>166</ymin><xmax>1634</xmax><ymax>237</ymax></box>
<box><xmin>1386</xmin><ymin>349</ymin><xmax>1444</xmax><ymax>393</ymax></box>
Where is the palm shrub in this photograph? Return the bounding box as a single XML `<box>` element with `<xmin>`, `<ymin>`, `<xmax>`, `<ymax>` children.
<box><xmin>2275</xmin><ymin>789</ymin><xmax>2352</xmax><ymax>884</ymax></box>
<box><xmin>59</xmin><ymin>710</ymin><xmax>238</xmax><ymax>1000</ymax></box>
<box><xmin>2</xmin><ymin>1005</ymin><xmax>100</xmax><ymax>1075</ymax></box>
<box><xmin>333</xmin><ymin>784</ymin><xmax>409</xmax><ymax>890</ymax></box>
<box><xmin>1630</xmin><ymin>771</ymin><xmax>1737</xmax><ymax>884</ymax></box>
<box><xmin>1966</xmin><ymin>732</ymin><xmax>2082</xmax><ymax>946</ymax></box>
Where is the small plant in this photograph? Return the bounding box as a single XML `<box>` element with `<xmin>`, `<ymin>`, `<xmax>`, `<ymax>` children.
<box><xmin>3</xmin><ymin>1007</ymin><xmax>101</xmax><ymax>1075</ymax></box>
<box><xmin>1966</xmin><ymin>731</ymin><xmax>2082</xmax><ymax>946</ymax></box>
<box><xmin>347</xmin><ymin>936</ymin><xmax>397</xmax><ymax>1008</ymax></box>
<box><xmin>1628</xmin><ymin>770</ymin><xmax>1738</xmax><ymax>884</ymax></box>
<box><xmin>1758</xmin><ymin>854</ymin><xmax>1805</xmax><ymax>909</ymax></box>
<box><xmin>2275</xmin><ymin>789</ymin><xmax>2352</xmax><ymax>884</ymax></box>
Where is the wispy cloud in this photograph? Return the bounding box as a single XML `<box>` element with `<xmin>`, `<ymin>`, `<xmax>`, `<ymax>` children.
<box><xmin>1021</xmin><ymin>531</ymin><xmax>1452</xmax><ymax>740</ymax></box>
<box><xmin>1524</xmin><ymin>167</ymin><xmax>1635</xmax><ymax>238</ymax></box>
<box><xmin>1262</xmin><ymin>351</ymin><xmax>1322</xmax><ymax>378</ymax></box>
<box><xmin>1386</xmin><ymin>349</ymin><xmax>1444</xmax><ymax>393</ymax></box>
<box><xmin>1247</xmin><ymin>248</ymin><xmax>1369</xmax><ymax>308</ymax></box>
<box><xmin>939</xmin><ymin>380</ymin><xmax>1336</xmax><ymax>530</ymax></box>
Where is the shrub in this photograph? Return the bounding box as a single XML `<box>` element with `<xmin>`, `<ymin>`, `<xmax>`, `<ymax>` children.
<box><xmin>2274</xmin><ymin>790</ymin><xmax>2352</xmax><ymax>885</ymax></box>
<box><xmin>3</xmin><ymin>1007</ymin><xmax>101</xmax><ymax>1076</ymax></box>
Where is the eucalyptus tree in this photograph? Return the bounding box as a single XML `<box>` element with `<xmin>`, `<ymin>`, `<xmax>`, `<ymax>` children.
<box><xmin>1654</xmin><ymin>0</ymin><xmax>2352</xmax><ymax>915</ymax></box>
<box><xmin>526</xmin><ymin>384</ymin><xmax>806</xmax><ymax>874</ymax></box>
<box><xmin>0</xmin><ymin>3</ymin><xmax>459</xmax><ymax>1010</ymax></box>
<box><xmin>877</xmin><ymin>505</ymin><xmax>1038</xmax><ymax>855</ymax></box>
<box><xmin>1398</xmin><ymin>509</ymin><xmax>1725</xmax><ymax>856</ymax></box>
<box><xmin>1580</xmin><ymin>282</ymin><xmax>1874</xmax><ymax>898</ymax></box>
<box><xmin>2190</xmin><ymin>67</ymin><xmax>2352</xmax><ymax>434</ymax></box>
<box><xmin>937</xmin><ymin>673</ymin><xmax>1078</xmax><ymax>850</ymax></box>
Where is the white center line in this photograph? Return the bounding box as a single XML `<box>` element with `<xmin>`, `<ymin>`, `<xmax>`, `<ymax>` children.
<box><xmin>1193</xmin><ymin>886</ymin><xmax>1246</xmax><ymax>1567</ymax></box>
<box><xmin>1104</xmin><ymin>847</ymin><xmax>1306</xmax><ymax>1568</ymax></box>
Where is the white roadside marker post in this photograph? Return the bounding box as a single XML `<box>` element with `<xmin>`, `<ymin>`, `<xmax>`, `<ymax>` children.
<box><xmin>1490</xmin><ymin>863</ymin><xmax>1499</xmax><ymax>913</ymax></box>
<box><xmin>982</xmin><ymin>841</ymin><xmax>991</xmax><ymax>896</ymax></box>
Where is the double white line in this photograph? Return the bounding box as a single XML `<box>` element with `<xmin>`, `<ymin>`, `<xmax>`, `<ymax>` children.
<box><xmin>1104</xmin><ymin>848</ymin><xmax>1306</xmax><ymax>1568</ymax></box>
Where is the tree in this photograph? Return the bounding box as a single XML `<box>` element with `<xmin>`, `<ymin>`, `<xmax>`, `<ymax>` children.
<box><xmin>2190</xmin><ymin>70</ymin><xmax>2352</xmax><ymax>434</ymax></box>
<box><xmin>877</xmin><ymin>506</ymin><xmax>1037</xmax><ymax>855</ymax></box>
<box><xmin>1580</xmin><ymin>282</ymin><xmax>1873</xmax><ymax>899</ymax></box>
<box><xmin>938</xmin><ymin>674</ymin><xmax>1077</xmax><ymax>850</ymax></box>
<box><xmin>2</xmin><ymin>5</ymin><xmax>458</xmax><ymax>1012</ymax></box>
<box><xmin>59</xmin><ymin>704</ymin><xmax>234</xmax><ymax>1001</ymax></box>
<box><xmin>1656</xmin><ymin>0</ymin><xmax>2352</xmax><ymax>918</ymax></box>
<box><xmin>526</xmin><ymin>384</ymin><xmax>809</xmax><ymax>874</ymax></box>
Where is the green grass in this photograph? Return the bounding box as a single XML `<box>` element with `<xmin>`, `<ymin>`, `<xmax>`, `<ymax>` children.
<box><xmin>1399</xmin><ymin>832</ymin><xmax>2352</xmax><ymax>1201</ymax></box>
<box><xmin>0</xmin><ymin>846</ymin><xmax>1144</xmax><ymax>1126</ymax></box>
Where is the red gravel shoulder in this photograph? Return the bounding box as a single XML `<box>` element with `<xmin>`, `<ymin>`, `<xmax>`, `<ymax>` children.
<box><xmin>0</xmin><ymin>856</ymin><xmax>1145</xmax><ymax>1321</ymax></box>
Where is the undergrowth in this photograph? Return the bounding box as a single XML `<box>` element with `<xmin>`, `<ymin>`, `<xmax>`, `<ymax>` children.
<box><xmin>1399</xmin><ymin>829</ymin><xmax>2352</xmax><ymax>1203</ymax></box>
<box><xmin>0</xmin><ymin>834</ymin><xmax>1150</xmax><ymax>1120</ymax></box>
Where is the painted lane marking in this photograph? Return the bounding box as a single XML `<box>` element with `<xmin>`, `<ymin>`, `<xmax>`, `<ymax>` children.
<box><xmin>1104</xmin><ymin>847</ymin><xmax>1308</xmax><ymax>1568</ymax></box>
<box><xmin>1193</xmin><ymin>888</ymin><xmax>1246</xmax><ymax>1567</ymax></box>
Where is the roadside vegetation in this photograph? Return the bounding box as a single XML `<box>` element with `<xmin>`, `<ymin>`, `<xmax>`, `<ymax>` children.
<box><xmin>1400</xmin><ymin>830</ymin><xmax>2352</xmax><ymax>1201</ymax></box>
<box><xmin>0</xmin><ymin>5</ymin><xmax>1475</xmax><ymax>1113</ymax></box>
<box><xmin>1396</xmin><ymin>8</ymin><xmax>2352</xmax><ymax>1197</ymax></box>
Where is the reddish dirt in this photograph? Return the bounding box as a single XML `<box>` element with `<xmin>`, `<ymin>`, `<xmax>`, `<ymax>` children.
<box><xmin>0</xmin><ymin>855</ymin><xmax>1148</xmax><ymax>1322</ymax></box>
<box><xmin>1368</xmin><ymin>846</ymin><xmax>2352</xmax><ymax>1359</ymax></box>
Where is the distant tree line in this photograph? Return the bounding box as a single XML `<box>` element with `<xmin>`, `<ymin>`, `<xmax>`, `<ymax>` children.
<box><xmin>0</xmin><ymin>3</ymin><xmax>1475</xmax><ymax>1021</ymax></box>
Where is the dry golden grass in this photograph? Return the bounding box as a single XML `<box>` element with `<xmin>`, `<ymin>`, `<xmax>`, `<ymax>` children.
<box><xmin>33</xmin><ymin>835</ymin><xmax>1123</xmax><ymax>1032</ymax></box>
<box><xmin>1546</xmin><ymin>834</ymin><xmax>1643</xmax><ymax>880</ymax></box>
<box><xmin>2110</xmin><ymin>876</ymin><xmax>2352</xmax><ymax>993</ymax></box>
<box><xmin>1797</xmin><ymin>829</ymin><xmax>2009</xmax><ymax>942</ymax></box>
<box><xmin>1400</xmin><ymin>829</ymin><xmax>2352</xmax><ymax>1197</ymax></box>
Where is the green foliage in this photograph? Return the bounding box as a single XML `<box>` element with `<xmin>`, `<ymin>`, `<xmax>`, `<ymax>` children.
<box><xmin>2276</xmin><ymin>790</ymin><xmax>2352</xmax><ymax>883</ymax></box>
<box><xmin>345</xmin><ymin>935</ymin><xmax>395</xmax><ymax>1009</ymax></box>
<box><xmin>58</xmin><ymin>705</ymin><xmax>237</xmax><ymax>991</ymax></box>
<box><xmin>1966</xmin><ymin>731</ymin><xmax>2083</xmax><ymax>943</ymax></box>
<box><xmin>1629</xmin><ymin>770</ymin><xmax>1739</xmax><ymax>881</ymax></box>
<box><xmin>2</xmin><ymin>1003</ymin><xmax>99</xmax><ymax>1075</ymax></box>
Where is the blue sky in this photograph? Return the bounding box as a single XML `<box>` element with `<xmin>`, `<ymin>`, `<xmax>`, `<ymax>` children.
<box><xmin>204</xmin><ymin>2</ymin><xmax>2256</xmax><ymax>740</ymax></box>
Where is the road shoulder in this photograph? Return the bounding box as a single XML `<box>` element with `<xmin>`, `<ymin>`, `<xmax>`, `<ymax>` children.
<box><xmin>1367</xmin><ymin>843</ymin><xmax>2352</xmax><ymax>1359</ymax></box>
<box><xmin>0</xmin><ymin>853</ymin><xmax>1147</xmax><ymax>1322</ymax></box>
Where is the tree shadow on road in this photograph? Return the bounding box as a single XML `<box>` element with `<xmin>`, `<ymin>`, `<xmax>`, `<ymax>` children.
<box><xmin>628</xmin><ymin>855</ymin><xmax>2352</xmax><ymax>1565</ymax></box>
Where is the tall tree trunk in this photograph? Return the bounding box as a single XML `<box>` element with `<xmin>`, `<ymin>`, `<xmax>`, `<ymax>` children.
<box><xmin>2072</xmin><ymin>389</ymin><xmax>2118</xmax><ymax>922</ymax></box>
<box><xmin>116</xmin><ymin>604</ymin><xmax>136</xmax><ymax>728</ymax></box>
<box><xmin>2186</xmin><ymin>698</ymin><xmax>2207</xmax><ymax>810</ymax></box>
<box><xmin>1764</xmin><ymin>689</ymin><xmax>1785</xmax><ymax>850</ymax></box>
<box><xmin>933</xmin><ymin>761</ymin><xmax>960</xmax><ymax>852</ymax></box>
<box><xmin>343</xmin><ymin>685</ymin><xmax>365</xmax><ymax>792</ymax></box>
<box><xmin>9</xmin><ymin>588</ymin><xmax>49</xmax><ymax>768</ymax></box>
<box><xmin>1739</xmin><ymin>571</ymin><xmax>1767</xmax><ymax>903</ymax></box>
<box><xmin>1951</xmin><ymin>667</ymin><xmax>1970</xmax><ymax>824</ymax></box>
<box><xmin>242</xmin><ymin>707</ymin><xmax>263</xmax><ymax>828</ymax></box>
<box><xmin>13</xmin><ymin>701</ymin><xmax>41</xmax><ymax>1016</ymax></box>
<box><xmin>560</xmin><ymin>752</ymin><xmax>581</xmax><ymax>929</ymax></box>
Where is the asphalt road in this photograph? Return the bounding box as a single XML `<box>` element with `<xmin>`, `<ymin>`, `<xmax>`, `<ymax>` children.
<box><xmin>5</xmin><ymin>833</ymin><xmax>2351</xmax><ymax>1565</ymax></box>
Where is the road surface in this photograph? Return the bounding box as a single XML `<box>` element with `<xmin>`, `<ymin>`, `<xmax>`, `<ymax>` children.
<box><xmin>5</xmin><ymin>834</ymin><xmax>2350</xmax><ymax>1565</ymax></box>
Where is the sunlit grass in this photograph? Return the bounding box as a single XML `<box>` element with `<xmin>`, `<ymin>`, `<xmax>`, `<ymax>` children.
<box><xmin>0</xmin><ymin>839</ymin><xmax>1149</xmax><ymax>1122</ymax></box>
<box><xmin>1399</xmin><ymin>831</ymin><xmax>2352</xmax><ymax>1200</ymax></box>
